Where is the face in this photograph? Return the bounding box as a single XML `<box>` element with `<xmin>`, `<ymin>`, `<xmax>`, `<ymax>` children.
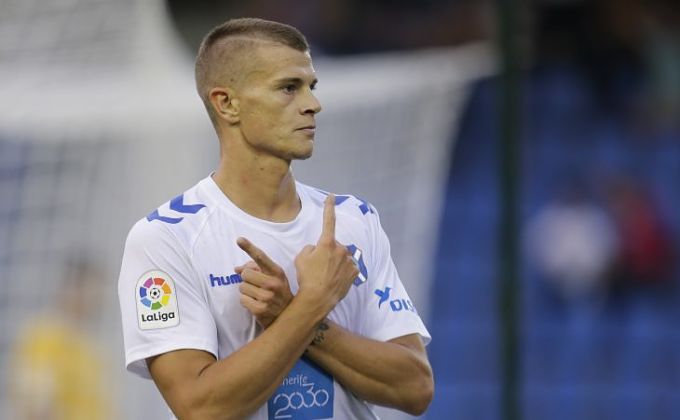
<box><xmin>234</xmin><ymin>43</ymin><xmax>321</xmax><ymax>161</ymax></box>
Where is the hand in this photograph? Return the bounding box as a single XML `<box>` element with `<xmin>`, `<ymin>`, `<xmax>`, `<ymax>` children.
<box><xmin>236</xmin><ymin>237</ymin><xmax>293</xmax><ymax>328</ymax></box>
<box><xmin>294</xmin><ymin>194</ymin><xmax>359</xmax><ymax>309</ymax></box>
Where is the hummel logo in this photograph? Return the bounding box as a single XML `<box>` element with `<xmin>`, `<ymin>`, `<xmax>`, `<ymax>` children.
<box><xmin>374</xmin><ymin>287</ymin><xmax>391</xmax><ymax>308</ymax></box>
<box><xmin>209</xmin><ymin>273</ymin><xmax>243</xmax><ymax>287</ymax></box>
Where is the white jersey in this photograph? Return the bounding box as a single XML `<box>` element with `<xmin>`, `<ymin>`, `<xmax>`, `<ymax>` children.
<box><xmin>118</xmin><ymin>175</ymin><xmax>431</xmax><ymax>420</ymax></box>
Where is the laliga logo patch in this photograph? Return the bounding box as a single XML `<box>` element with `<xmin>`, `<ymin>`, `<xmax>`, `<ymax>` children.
<box><xmin>136</xmin><ymin>270</ymin><xmax>180</xmax><ymax>330</ymax></box>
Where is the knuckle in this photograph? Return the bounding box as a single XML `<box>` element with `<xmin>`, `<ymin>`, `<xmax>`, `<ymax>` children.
<box><xmin>260</xmin><ymin>278</ymin><xmax>273</xmax><ymax>289</ymax></box>
<box><xmin>298</xmin><ymin>245</ymin><xmax>314</xmax><ymax>257</ymax></box>
<box><xmin>349</xmin><ymin>262</ymin><xmax>359</xmax><ymax>276</ymax></box>
<box><xmin>245</xmin><ymin>271</ymin><xmax>259</xmax><ymax>284</ymax></box>
<box><xmin>250</xmin><ymin>301</ymin><xmax>264</xmax><ymax>313</ymax></box>
<box><xmin>261</xmin><ymin>290</ymin><xmax>274</xmax><ymax>302</ymax></box>
<box><xmin>266</xmin><ymin>279</ymin><xmax>280</xmax><ymax>291</ymax></box>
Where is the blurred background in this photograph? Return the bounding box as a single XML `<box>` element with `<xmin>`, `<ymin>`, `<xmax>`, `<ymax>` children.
<box><xmin>0</xmin><ymin>0</ymin><xmax>678</xmax><ymax>419</ymax></box>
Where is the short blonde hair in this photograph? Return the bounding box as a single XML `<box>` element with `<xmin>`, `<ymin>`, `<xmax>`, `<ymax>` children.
<box><xmin>194</xmin><ymin>18</ymin><xmax>310</xmax><ymax>124</ymax></box>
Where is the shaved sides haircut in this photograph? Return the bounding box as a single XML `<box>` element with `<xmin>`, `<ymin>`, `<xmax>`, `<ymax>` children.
<box><xmin>195</xmin><ymin>18</ymin><xmax>310</xmax><ymax>125</ymax></box>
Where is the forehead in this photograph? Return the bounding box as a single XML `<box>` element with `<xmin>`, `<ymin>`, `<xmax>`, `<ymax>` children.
<box><xmin>245</xmin><ymin>42</ymin><xmax>316</xmax><ymax>83</ymax></box>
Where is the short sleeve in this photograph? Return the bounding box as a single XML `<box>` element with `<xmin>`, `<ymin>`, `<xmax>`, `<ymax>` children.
<box><xmin>118</xmin><ymin>219</ymin><xmax>218</xmax><ymax>379</ymax></box>
<box><xmin>360</xmin><ymin>209</ymin><xmax>431</xmax><ymax>345</ymax></box>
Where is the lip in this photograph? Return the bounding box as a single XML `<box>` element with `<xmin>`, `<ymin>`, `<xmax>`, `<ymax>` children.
<box><xmin>296</xmin><ymin>126</ymin><xmax>316</xmax><ymax>135</ymax></box>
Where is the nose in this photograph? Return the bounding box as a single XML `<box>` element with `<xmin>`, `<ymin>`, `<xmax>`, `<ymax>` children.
<box><xmin>301</xmin><ymin>90</ymin><xmax>322</xmax><ymax>115</ymax></box>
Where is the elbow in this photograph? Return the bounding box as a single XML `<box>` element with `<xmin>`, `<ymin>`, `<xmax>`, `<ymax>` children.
<box><xmin>173</xmin><ymin>400</ymin><xmax>218</xmax><ymax>420</ymax></box>
<box><xmin>184</xmin><ymin>413</ymin><xmax>239</xmax><ymax>420</ymax></box>
<box><xmin>401</xmin><ymin>368</ymin><xmax>434</xmax><ymax>416</ymax></box>
<box><xmin>178</xmin><ymin>405</ymin><xmax>241</xmax><ymax>420</ymax></box>
<box><xmin>173</xmin><ymin>394</ymin><xmax>243</xmax><ymax>420</ymax></box>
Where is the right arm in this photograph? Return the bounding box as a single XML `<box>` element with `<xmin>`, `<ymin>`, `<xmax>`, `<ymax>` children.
<box><xmin>146</xmin><ymin>194</ymin><xmax>356</xmax><ymax>420</ymax></box>
<box><xmin>147</xmin><ymin>293</ymin><xmax>327</xmax><ymax>420</ymax></box>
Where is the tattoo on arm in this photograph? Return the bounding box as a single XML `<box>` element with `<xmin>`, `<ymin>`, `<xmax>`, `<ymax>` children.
<box><xmin>311</xmin><ymin>321</ymin><xmax>329</xmax><ymax>346</ymax></box>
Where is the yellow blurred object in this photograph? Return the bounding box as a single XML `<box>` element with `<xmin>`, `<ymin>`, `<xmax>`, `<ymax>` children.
<box><xmin>9</xmin><ymin>318</ymin><xmax>112</xmax><ymax>420</ymax></box>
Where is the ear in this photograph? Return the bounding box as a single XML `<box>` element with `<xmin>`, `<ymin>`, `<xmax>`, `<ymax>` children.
<box><xmin>209</xmin><ymin>87</ymin><xmax>240</xmax><ymax>124</ymax></box>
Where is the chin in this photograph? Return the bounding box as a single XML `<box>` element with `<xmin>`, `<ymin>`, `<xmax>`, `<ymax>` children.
<box><xmin>290</xmin><ymin>149</ymin><xmax>313</xmax><ymax>160</ymax></box>
<box><xmin>288</xmin><ymin>143</ymin><xmax>314</xmax><ymax>160</ymax></box>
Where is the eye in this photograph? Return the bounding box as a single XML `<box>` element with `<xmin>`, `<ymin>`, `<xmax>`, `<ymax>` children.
<box><xmin>282</xmin><ymin>84</ymin><xmax>297</xmax><ymax>94</ymax></box>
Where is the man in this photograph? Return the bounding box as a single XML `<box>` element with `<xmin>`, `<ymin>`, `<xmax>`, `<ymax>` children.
<box><xmin>118</xmin><ymin>18</ymin><xmax>433</xmax><ymax>420</ymax></box>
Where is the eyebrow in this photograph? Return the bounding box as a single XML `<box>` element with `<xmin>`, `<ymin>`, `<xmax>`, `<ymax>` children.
<box><xmin>274</xmin><ymin>77</ymin><xmax>318</xmax><ymax>87</ymax></box>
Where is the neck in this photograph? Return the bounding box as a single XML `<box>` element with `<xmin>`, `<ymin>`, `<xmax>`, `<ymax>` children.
<box><xmin>212</xmin><ymin>141</ymin><xmax>301</xmax><ymax>222</ymax></box>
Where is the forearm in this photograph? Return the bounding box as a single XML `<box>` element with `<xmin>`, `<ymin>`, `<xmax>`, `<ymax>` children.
<box><xmin>198</xmin><ymin>306</ymin><xmax>317</xmax><ymax>418</ymax></box>
<box><xmin>304</xmin><ymin>320</ymin><xmax>434</xmax><ymax>415</ymax></box>
<box><xmin>152</xmin><ymin>295</ymin><xmax>329</xmax><ymax>420</ymax></box>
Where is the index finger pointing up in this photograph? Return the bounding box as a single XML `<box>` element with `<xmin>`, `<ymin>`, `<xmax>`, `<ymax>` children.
<box><xmin>319</xmin><ymin>194</ymin><xmax>336</xmax><ymax>244</ymax></box>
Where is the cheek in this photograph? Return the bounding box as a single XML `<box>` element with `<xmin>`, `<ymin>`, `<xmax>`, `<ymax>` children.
<box><xmin>240</xmin><ymin>109</ymin><xmax>283</xmax><ymax>145</ymax></box>
<box><xmin>246</xmin><ymin>104</ymin><xmax>284</xmax><ymax>128</ymax></box>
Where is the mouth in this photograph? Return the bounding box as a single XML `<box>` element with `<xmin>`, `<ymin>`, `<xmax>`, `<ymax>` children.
<box><xmin>297</xmin><ymin>125</ymin><xmax>316</xmax><ymax>135</ymax></box>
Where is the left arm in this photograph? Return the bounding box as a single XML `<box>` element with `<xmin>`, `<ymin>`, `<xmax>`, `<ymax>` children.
<box><xmin>305</xmin><ymin>319</ymin><xmax>434</xmax><ymax>415</ymax></box>
<box><xmin>235</xmin><ymin>238</ymin><xmax>434</xmax><ymax>415</ymax></box>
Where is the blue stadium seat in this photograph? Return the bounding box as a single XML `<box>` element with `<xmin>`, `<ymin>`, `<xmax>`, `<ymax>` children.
<box><xmin>427</xmin><ymin>73</ymin><xmax>680</xmax><ymax>419</ymax></box>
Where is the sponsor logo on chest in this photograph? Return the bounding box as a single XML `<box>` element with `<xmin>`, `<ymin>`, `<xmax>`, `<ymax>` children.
<box><xmin>268</xmin><ymin>357</ymin><xmax>334</xmax><ymax>419</ymax></box>
<box><xmin>374</xmin><ymin>287</ymin><xmax>417</xmax><ymax>313</ymax></box>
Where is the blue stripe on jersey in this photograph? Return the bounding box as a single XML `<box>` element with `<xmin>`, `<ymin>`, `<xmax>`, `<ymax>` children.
<box><xmin>146</xmin><ymin>194</ymin><xmax>206</xmax><ymax>224</ymax></box>
<box><xmin>169</xmin><ymin>194</ymin><xmax>206</xmax><ymax>214</ymax></box>
<box><xmin>146</xmin><ymin>209</ymin><xmax>183</xmax><ymax>224</ymax></box>
<box><xmin>315</xmin><ymin>190</ymin><xmax>374</xmax><ymax>215</ymax></box>
<box><xmin>334</xmin><ymin>195</ymin><xmax>351</xmax><ymax>205</ymax></box>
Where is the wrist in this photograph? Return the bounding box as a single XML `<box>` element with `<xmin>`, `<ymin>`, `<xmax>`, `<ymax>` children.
<box><xmin>293</xmin><ymin>289</ymin><xmax>335</xmax><ymax>320</ymax></box>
